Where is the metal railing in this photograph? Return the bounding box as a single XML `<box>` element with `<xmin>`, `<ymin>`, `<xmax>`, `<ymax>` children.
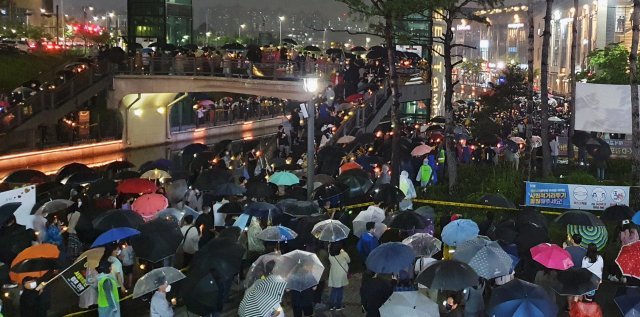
<box><xmin>171</xmin><ymin>103</ymin><xmax>286</xmax><ymax>133</ymax></box>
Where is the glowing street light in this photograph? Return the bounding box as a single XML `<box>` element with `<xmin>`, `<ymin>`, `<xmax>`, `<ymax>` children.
<box><xmin>303</xmin><ymin>76</ymin><xmax>319</xmax><ymax>200</ymax></box>
<box><xmin>238</xmin><ymin>23</ymin><xmax>246</xmax><ymax>39</ymax></box>
<box><xmin>279</xmin><ymin>16</ymin><xmax>285</xmax><ymax>46</ymax></box>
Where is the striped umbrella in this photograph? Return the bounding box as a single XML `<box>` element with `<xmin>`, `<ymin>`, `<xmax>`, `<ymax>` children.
<box><xmin>567</xmin><ymin>225</ymin><xmax>608</xmax><ymax>251</ymax></box>
<box><xmin>239</xmin><ymin>275</ymin><xmax>287</xmax><ymax>317</ymax></box>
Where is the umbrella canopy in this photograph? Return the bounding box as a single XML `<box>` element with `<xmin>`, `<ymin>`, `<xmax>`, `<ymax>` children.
<box><xmin>182</xmin><ymin>269</ymin><xmax>219</xmax><ymax>315</ymax></box>
<box><xmin>477</xmin><ymin>194</ymin><xmax>516</xmax><ymax>209</ymax></box>
<box><xmin>77</xmin><ymin>248</ymin><xmax>104</xmax><ymax>269</ymax></box>
<box><xmin>272</xmin><ymin>250</ymin><xmax>324</xmax><ymax>291</ymax></box>
<box><xmin>616</xmin><ymin>241</ymin><xmax>640</xmax><ymax>280</ymax></box>
<box><xmin>239</xmin><ymin>275</ymin><xmax>287</xmax><ymax>317</ymax></box>
<box><xmin>586</xmin><ymin>138</ymin><xmax>612</xmax><ymax>161</ymax></box>
<box><xmin>257</xmin><ymin>225</ymin><xmax>298</xmax><ymax>242</ymax></box>
<box><xmin>131</xmin><ymin>218</ymin><xmax>183</xmax><ymax>262</ymax></box>
<box><xmin>495</xmin><ymin>220</ymin><xmax>518</xmax><ymax>244</ymax></box>
<box><xmin>552</xmin><ymin>267</ymin><xmax>600</xmax><ymax>296</ymax></box>
<box><xmin>555</xmin><ymin>210</ymin><xmax>604</xmax><ymax>227</ymax></box>
<box><xmin>2</xmin><ymin>169</ymin><xmax>47</xmax><ymax>184</ymax></box>
<box><xmin>339</xmin><ymin>161</ymin><xmax>363</xmax><ymax>174</ymax></box>
<box><xmin>379</xmin><ymin>291</ymin><xmax>439</xmax><ymax>317</ymax></box>
<box><xmin>246</xmin><ymin>181</ymin><xmax>276</xmax><ymax>198</ymax></box>
<box><xmin>530</xmin><ymin>243</ymin><xmax>573</xmax><ymax>270</ymax></box>
<box><xmin>268</xmin><ymin>171</ymin><xmax>300</xmax><ymax>186</ymax></box>
<box><xmin>516</xmin><ymin>207</ymin><xmax>548</xmax><ymax>229</ymax></box>
<box><xmin>277</xmin><ymin>199</ymin><xmax>319</xmax><ymax>217</ymax></box>
<box><xmin>413</xmin><ymin>205</ymin><xmax>436</xmax><ymax>220</ymax></box>
<box><xmin>510</xmin><ymin>136</ymin><xmax>526</xmax><ymax>144</ymax></box>
<box><xmin>213</xmin><ymin>182</ymin><xmax>246</xmax><ymax>196</ymax></box>
<box><xmin>411</xmin><ymin>144</ymin><xmax>432</xmax><ymax>157</ymax></box>
<box><xmin>365</xmin><ymin>242</ymin><xmax>415</xmax><ymax>274</ymax></box>
<box><xmin>192</xmin><ymin>237</ymin><xmax>246</xmax><ymax>279</ymax></box>
<box><xmin>353</xmin><ymin>205</ymin><xmax>387</xmax><ymax>238</ymax></box>
<box><xmin>402</xmin><ymin>233</ymin><xmax>442</xmax><ymax>257</ymax></box>
<box><xmin>416</xmin><ymin>260</ymin><xmax>479</xmax><ymax>291</ymax></box>
<box><xmin>154</xmin><ymin>208</ymin><xmax>193</xmax><ymax>224</ymax></box>
<box><xmin>311</xmin><ymin>219</ymin><xmax>350</xmax><ymax>242</ymax></box>
<box><xmin>55</xmin><ymin>163</ymin><xmax>92</xmax><ymax>182</ymax></box>
<box><xmin>92</xmin><ymin>209</ymin><xmax>144</xmax><ymax>233</ymax></box>
<box><xmin>221</xmin><ymin>42</ymin><xmax>245</xmax><ymax>50</ymax></box>
<box><xmin>441</xmin><ymin>219</ymin><xmax>479</xmax><ymax>246</ymax></box>
<box><xmin>244</xmin><ymin>202</ymin><xmax>280</xmax><ymax>219</ymax></box>
<box><xmin>182</xmin><ymin>143</ymin><xmax>209</xmax><ymax>158</ymax></box>
<box><xmin>336</xmin><ymin>169</ymin><xmax>374</xmax><ymax>200</ymax></box>
<box><xmin>368</xmin><ymin>184</ymin><xmax>405</xmax><ymax>205</ymax></box>
<box><xmin>282</xmin><ymin>38</ymin><xmax>297</xmax><ymax>45</ymax></box>
<box><xmin>303</xmin><ymin>45</ymin><xmax>321</xmax><ymax>52</ymax></box>
<box><xmin>132</xmin><ymin>193</ymin><xmax>169</xmax><ymax>221</ymax></box>
<box><xmin>615</xmin><ymin>286</ymin><xmax>640</xmax><ymax>317</ymax></box>
<box><xmin>11</xmin><ymin>258</ymin><xmax>58</xmax><ymax>273</ymax></box>
<box><xmin>10</xmin><ymin>243</ymin><xmax>60</xmax><ymax>284</ymax></box>
<box><xmin>140</xmin><ymin>169</ymin><xmax>172</xmax><ymax>181</ymax></box>
<box><xmin>244</xmin><ymin>252</ymin><xmax>281</xmax><ymax>288</ymax></box>
<box><xmin>32</xmin><ymin>199</ymin><xmax>73</xmax><ymax>215</ymax></box>
<box><xmin>114</xmin><ymin>170</ymin><xmax>141</xmax><ymax>180</ymax></box>
<box><xmin>104</xmin><ymin>160</ymin><xmax>135</xmax><ymax>171</ymax></box>
<box><xmin>336</xmin><ymin>135</ymin><xmax>356</xmax><ymax>144</ymax></box>
<box><xmin>313</xmin><ymin>183</ymin><xmax>350</xmax><ymax>205</ymax></box>
<box><xmin>87</xmin><ymin>179</ymin><xmax>117</xmax><ymax>197</ymax></box>
<box><xmin>602</xmin><ymin>205</ymin><xmax>634</xmax><ymax>222</ymax></box>
<box><xmin>0</xmin><ymin>202</ymin><xmax>22</xmax><ymax>226</ymax></box>
<box><xmin>567</xmin><ymin>225</ymin><xmax>608</xmax><ymax>250</ymax></box>
<box><xmin>387</xmin><ymin>211</ymin><xmax>426</xmax><ymax>231</ymax></box>
<box><xmin>61</xmin><ymin>171</ymin><xmax>102</xmax><ymax>185</ymax></box>
<box><xmin>117</xmin><ymin>178</ymin><xmax>158</xmax><ymax>195</ymax></box>
<box><xmin>133</xmin><ymin>267</ymin><xmax>186</xmax><ymax>298</ymax></box>
<box><xmin>218</xmin><ymin>202</ymin><xmax>243</xmax><ymax>215</ymax></box>
<box><xmin>91</xmin><ymin>227</ymin><xmax>141</xmax><ymax>248</ymax></box>
<box><xmin>453</xmin><ymin>237</ymin><xmax>513</xmax><ymax>279</ymax></box>
<box><xmin>314</xmin><ymin>174</ymin><xmax>335</xmax><ymax>185</ymax></box>
<box><xmin>488</xmin><ymin>279</ymin><xmax>558</xmax><ymax>317</ymax></box>
<box><xmin>634</xmin><ymin>211</ymin><xmax>640</xmax><ymax>225</ymax></box>
<box><xmin>166</xmin><ymin>179</ymin><xmax>188</xmax><ymax>204</ymax></box>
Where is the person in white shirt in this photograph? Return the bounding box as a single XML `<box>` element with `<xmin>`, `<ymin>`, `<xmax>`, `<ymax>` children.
<box><xmin>212</xmin><ymin>198</ymin><xmax>229</xmax><ymax>228</ymax></box>
<box><xmin>107</xmin><ymin>246</ymin><xmax>126</xmax><ymax>293</ymax></box>
<box><xmin>150</xmin><ymin>280</ymin><xmax>174</xmax><ymax>317</ymax></box>
<box><xmin>550</xmin><ymin>137</ymin><xmax>559</xmax><ymax>167</ymax></box>
<box><xmin>581</xmin><ymin>243</ymin><xmax>604</xmax><ymax>280</ymax></box>
<box><xmin>180</xmin><ymin>215</ymin><xmax>200</xmax><ymax>267</ymax></box>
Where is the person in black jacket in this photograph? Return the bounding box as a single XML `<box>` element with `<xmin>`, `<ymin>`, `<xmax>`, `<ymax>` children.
<box><xmin>360</xmin><ymin>271</ymin><xmax>394</xmax><ymax>317</ymax></box>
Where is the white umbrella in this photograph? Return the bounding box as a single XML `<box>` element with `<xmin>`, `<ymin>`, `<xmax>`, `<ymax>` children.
<box><xmin>379</xmin><ymin>291</ymin><xmax>439</xmax><ymax>317</ymax></box>
<box><xmin>336</xmin><ymin>135</ymin><xmax>356</xmax><ymax>144</ymax></box>
<box><xmin>548</xmin><ymin>116</ymin><xmax>564</xmax><ymax>122</ymax></box>
<box><xmin>352</xmin><ymin>205</ymin><xmax>387</xmax><ymax>238</ymax></box>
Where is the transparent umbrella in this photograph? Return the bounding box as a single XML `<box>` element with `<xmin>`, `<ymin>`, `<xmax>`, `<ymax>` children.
<box><xmin>380</xmin><ymin>291</ymin><xmax>439</xmax><ymax>317</ymax></box>
<box><xmin>244</xmin><ymin>252</ymin><xmax>281</xmax><ymax>288</ymax></box>
<box><xmin>352</xmin><ymin>205</ymin><xmax>386</xmax><ymax>238</ymax></box>
<box><xmin>402</xmin><ymin>233</ymin><xmax>442</xmax><ymax>257</ymax></box>
<box><xmin>257</xmin><ymin>225</ymin><xmax>298</xmax><ymax>242</ymax></box>
<box><xmin>133</xmin><ymin>267</ymin><xmax>186</xmax><ymax>298</ymax></box>
<box><xmin>272</xmin><ymin>250</ymin><xmax>324</xmax><ymax>291</ymax></box>
<box><xmin>311</xmin><ymin>219</ymin><xmax>350</xmax><ymax>242</ymax></box>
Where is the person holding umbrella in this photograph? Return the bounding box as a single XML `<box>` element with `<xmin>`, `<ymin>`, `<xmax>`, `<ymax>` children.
<box><xmin>150</xmin><ymin>279</ymin><xmax>174</xmax><ymax>317</ymax></box>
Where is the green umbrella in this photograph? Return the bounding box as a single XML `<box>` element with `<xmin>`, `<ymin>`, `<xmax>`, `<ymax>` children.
<box><xmin>268</xmin><ymin>171</ymin><xmax>299</xmax><ymax>186</ymax></box>
<box><xmin>567</xmin><ymin>225</ymin><xmax>608</xmax><ymax>251</ymax></box>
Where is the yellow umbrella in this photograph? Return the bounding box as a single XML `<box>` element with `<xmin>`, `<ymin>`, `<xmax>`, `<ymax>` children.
<box><xmin>140</xmin><ymin>169</ymin><xmax>171</xmax><ymax>181</ymax></box>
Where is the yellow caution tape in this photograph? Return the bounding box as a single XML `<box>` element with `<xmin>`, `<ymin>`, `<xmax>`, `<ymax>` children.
<box><xmin>328</xmin><ymin>199</ymin><xmax>561</xmax><ymax>215</ymax></box>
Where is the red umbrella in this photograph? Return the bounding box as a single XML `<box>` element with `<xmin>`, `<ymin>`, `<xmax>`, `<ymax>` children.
<box><xmin>117</xmin><ymin>178</ymin><xmax>158</xmax><ymax>195</ymax></box>
<box><xmin>345</xmin><ymin>93</ymin><xmax>364</xmax><ymax>103</ymax></box>
<box><xmin>411</xmin><ymin>144</ymin><xmax>432</xmax><ymax>157</ymax></box>
<box><xmin>530</xmin><ymin>243</ymin><xmax>573</xmax><ymax>270</ymax></box>
<box><xmin>339</xmin><ymin>161</ymin><xmax>362</xmax><ymax>174</ymax></box>
<box><xmin>132</xmin><ymin>193</ymin><xmax>168</xmax><ymax>221</ymax></box>
<box><xmin>616</xmin><ymin>241</ymin><xmax>640</xmax><ymax>279</ymax></box>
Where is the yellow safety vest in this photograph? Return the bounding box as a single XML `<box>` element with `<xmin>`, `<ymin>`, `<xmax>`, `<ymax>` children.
<box><xmin>97</xmin><ymin>275</ymin><xmax>119</xmax><ymax>308</ymax></box>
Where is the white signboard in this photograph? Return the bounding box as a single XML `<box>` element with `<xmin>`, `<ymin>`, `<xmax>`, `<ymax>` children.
<box><xmin>575</xmin><ymin>83</ymin><xmax>632</xmax><ymax>133</ymax></box>
<box><xmin>1</xmin><ymin>186</ymin><xmax>37</xmax><ymax>228</ymax></box>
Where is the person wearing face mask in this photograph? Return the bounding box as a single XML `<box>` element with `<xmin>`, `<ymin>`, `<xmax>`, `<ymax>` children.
<box><xmin>150</xmin><ymin>279</ymin><xmax>175</xmax><ymax>317</ymax></box>
<box><xmin>444</xmin><ymin>295</ymin><xmax>463</xmax><ymax>317</ymax></box>
<box><xmin>106</xmin><ymin>246</ymin><xmax>126</xmax><ymax>294</ymax></box>
<box><xmin>20</xmin><ymin>276</ymin><xmax>50</xmax><ymax>317</ymax></box>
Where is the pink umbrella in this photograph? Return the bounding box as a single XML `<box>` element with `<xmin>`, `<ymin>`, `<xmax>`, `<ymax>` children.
<box><xmin>132</xmin><ymin>193</ymin><xmax>168</xmax><ymax>221</ymax></box>
<box><xmin>198</xmin><ymin>99</ymin><xmax>215</xmax><ymax>107</ymax></box>
<box><xmin>530</xmin><ymin>243</ymin><xmax>574</xmax><ymax>270</ymax></box>
<box><xmin>411</xmin><ymin>144</ymin><xmax>432</xmax><ymax>157</ymax></box>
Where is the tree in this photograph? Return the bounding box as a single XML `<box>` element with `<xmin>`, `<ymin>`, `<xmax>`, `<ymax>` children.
<box><xmin>336</xmin><ymin>0</ymin><xmax>430</xmax><ymax>186</ymax></box>
<box><xmin>458</xmin><ymin>57</ymin><xmax>485</xmax><ymax>84</ymax></box>
<box><xmin>579</xmin><ymin>44</ymin><xmax>630</xmax><ymax>84</ymax></box>
<box><xmin>525</xmin><ymin>0</ymin><xmax>535</xmax><ymax>179</ymax></box>
<box><xmin>567</xmin><ymin>0</ymin><xmax>578</xmax><ymax>160</ymax></box>
<box><xmin>540</xmin><ymin>0</ymin><xmax>553</xmax><ymax>177</ymax></box>
<box><xmin>630</xmin><ymin>0</ymin><xmax>640</xmax><ymax>185</ymax></box>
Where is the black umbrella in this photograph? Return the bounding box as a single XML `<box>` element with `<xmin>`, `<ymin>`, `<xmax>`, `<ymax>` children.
<box><xmin>350</xmin><ymin>46</ymin><xmax>367</xmax><ymax>52</ymax></box>
<box><xmin>87</xmin><ymin>178</ymin><xmax>117</xmax><ymax>197</ymax></box>
<box><xmin>213</xmin><ymin>183</ymin><xmax>246</xmax><ymax>196</ymax></box>
<box><xmin>35</xmin><ymin>181</ymin><xmax>63</xmax><ymax>197</ymax></box>
<box><xmin>571</xmin><ymin>131</ymin><xmax>593</xmax><ymax>147</ymax></box>
<box><xmin>10</xmin><ymin>258</ymin><xmax>59</xmax><ymax>273</ymax></box>
<box><xmin>244</xmin><ymin>202</ymin><xmax>280</xmax><ymax>219</ymax></box>
<box><xmin>336</xmin><ymin>169</ymin><xmax>374</xmax><ymax>200</ymax></box>
<box><xmin>504</xmin><ymin>139</ymin><xmax>519</xmax><ymax>153</ymax></box>
<box><xmin>366</xmin><ymin>50</ymin><xmax>385</xmax><ymax>59</ymax></box>
<box><xmin>2</xmin><ymin>169</ymin><xmax>47</xmax><ymax>184</ymax></box>
<box><xmin>283</xmin><ymin>187</ymin><xmax>307</xmax><ymax>201</ymax></box>
<box><xmin>413</xmin><ymin>206</ymin><xmax>436</xmax><ymax>220</ymax></box>
<box><xmin>0</xmin><ymin>228</ymin><xmax>36</xmax><ymax>258</ymax></box>
<box><xmin>194</xmin><ymin>168</ymin><xmax>234</xmax><ymax>192</ymax></box>
<box><xmin>303</xmin><ymin>45</ymin><xmax>321</xmax><ymax>52</ymax></box>
<box><xmin>92</xmin><ymin>209</ymin><xmax>144</xmax><ymax>233</ymax></box>
<box><xmin>113</xmin><ymin>170</ymin><xmax>141</xmax><ymax>180</ymax></box>
<box><xmin>387</xmin><ymin>211</ymin><xmax>426</xmax><ymax>231</ymax></box>
<box><xmin>161</xmin><ymin>44</ymin><xmax>177</xmax><ymax>52</ymax></box>
<box><xmin>416</xmin><ymin>260</ymin><xmax>479</xmax><ymax>291</ymax></box>
<box><xmin>218</xmin><ymin>201</ymin><xmax>243</xmax><ymax>215</ymax></box>
<box><xmin>74</xmin><ymin>211</ymin><xmax>100</xmax><ymax>243</ymax></box>
<box><xmin>192</xmin><ymin>237</ymin><xmax>246</xmax><ymax>278</ymax></box>
<box><xmin>55</xmin><ymin>163</ymin><xmax>92</xmax><ymax>182</ymax></box>
<box><xmin>61</xmin><ymin>171</ymin><xmax>102</xmax><ymax>186</ymax></box>
<box><xmin>316</xmin><ymin>146</ymin><xmax>347</xmax><ymax>176</ymax></box>
<box><xmin>0</xmin><ymin>202</ymin><xmax>22</xmax><ymax>226</ymax></box>
<box><xmin>326</xmin><ymin>48</ymin><xmax>343</xmax><ymax>55</ymax></box>
<box><xmin>313</xmin><ymin>183</ymin><xmax>350</xmax><ymax>202</ymax></box>
<box><xmin>282</xmin><ymin>38</ymin><xmax>297</xmax><ymax>45</ymax></box>
<box><xmin>105</xmin><ymin>47</ymin><xmax>126</xmax><ymax>63</ymax></box>
<box><xmin>277</xmin><ymin>199</ymin><xmax>319</xmax><ymax>217</ymax></box>
<box><xmin>182</xmin><ymin>143</ymin><xmax>209</xmax><ymax>158</ymax></box>
<box><xmin>246</xmin><ymin>181</ymin><xmax>276</xmax><ymax>199</ymax></box>
<box><xmin>104</xmin><ymin>160</ymin><xmax>135</xmax><ymax>172</ymax></box>
<box><xmin>515</xmin><ymin>224</ymin><xmax>550</xmax><ymax>255</ymax></box>
<box><xmin>31</xmin><ymin>199</ymin><xmax>73</xmax><ymax>215</ymax></box>
<box><xmin>425</xmin><ymin>125</ymin><xmax>444</xmax><ymax>132</ymax></box>
<box><xmin>211</xmin><ymin>140</ymin><xmax>233</xmax><ymax>156</ymax></box>
<box><xmin>495</xmin><ymin>220</ymin><xmax>518</xmax><ymax>244</ymax></box>
<box><xmin>478</xmin><ymin>194</ymin><xmax>516</xmax><ymax>209</ymax></box>
<box><xmin>552</xmin><ymin>268</ymin><xmax>600</xmax><ymax>296</ymax></box>
<box><xmin>602</xmin><ymin>205</ymin><xmax>634</xmax><ymax>222</ymax></box>
<box><xmin>555</xmin><ymin>210</ymin><xmax>604</xmax><ymax>227</ymax></box>
<box><xmin>586</xmin><ymin>138</ymin><xmax>612</xmax><ymax>161</ymax></box>
<box><xmin>367</xmin><ymin>184</ymin><xmax>405</xmax><ymax>205</ymax></box>
<box><xmin>221</xmin><ymin>42</ymin><xmax>245</xmax><ymax>50</ymax></box>
<box><xmin>431</xmin><ymin>116</ymin><xmax>446</xmax><ymax>124</ymax></box>
<box><xmin>189</xmin><ymin>151</ymin><xmax>217</xmax><ymax>172</ymax></box>
<box><xmin>182</xmin><ymin>44</ymin><xmax>198</xmax><ymax>51</ymax></box>
<box><xmin>182</xmin><ymin>268</ymin><xmax>219</xmax><ymax>316</ymax></box>
<box><xmin>131</xmin><ymin>218</ymin><xmax>183</xmax><ymax>262</ymax></box>
<box><xmin>516</xmin><ymin>207</ymin><xmax>548</xmax><ymax>229</ymax></box>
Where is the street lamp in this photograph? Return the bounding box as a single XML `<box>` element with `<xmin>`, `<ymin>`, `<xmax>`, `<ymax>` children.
<box><xmin>279</xmin><ymin>16</ymin><xmax>285</xmax><ymax>47</ymax></box>
<box><xmin>303</xmin><ymin>76</ymin><xmax>319</xmax><ymax>200</ymax></box>
<box><xmin>205</xmin><ymin>31</ymin><xmax>211</xmax><ymax>46</ymax></box>
<box><xmin>238</xmin><ymin>23</ymin><xmax>246</xmax><ymax>39</ymax></box>
<box><xmin>366</xmin><ymin>37</ymin><xmax>371</xmax><ymax>48</ymax></box>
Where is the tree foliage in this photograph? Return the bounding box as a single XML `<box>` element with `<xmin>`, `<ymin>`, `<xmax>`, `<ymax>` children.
<box><xmin>481</xmin><ymin>64</ymin><xmax>528</xmax><ymax>114</ymax></box>
<box><xmin>578</xmin><ymin>44</ymin><xmax>629</xmax><ymax>84</ymax></box>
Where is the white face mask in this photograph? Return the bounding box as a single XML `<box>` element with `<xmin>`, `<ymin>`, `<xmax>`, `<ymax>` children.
<box><xmin>164</xmin><ymin>285</ymin><xmax>171</xmax><ymax>293</ymax></box>
<box><xmin>27</xmin><ymin>281</ymin><xmax>37</xmax><ymax>289</ymax></box>
<box><xmin>116</xmin><ymin>250</ymin><xmax>122</xmax><ymax>256</ymax></box>
<box><xmin>77</xmin><ymin>201</ymin><xmax>82</xmax><ymax>207</ymax></box>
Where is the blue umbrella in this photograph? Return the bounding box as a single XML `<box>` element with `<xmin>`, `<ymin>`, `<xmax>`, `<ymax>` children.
<box><xmin>488</xmin><ymin>279</ymin><xmax>558</xmax><ymax>317</ymax></box>
<box><xmin>233</xmin><ymin>213</ymin><xmax>251</xmax><ymax>229</ymax></box>
<box><xmin>256</xmin><ymin>225</ymin><xmax>298</xmax><ymax>242</ymax></box>
<box><xmin>244</xmin><ymin>202</ymin><xmax>280</xmax><ymax>219</ymax></box>
<box><xmin>632</xmin><ymin>211</ymin><xmax>640</xmax><ymax>225</ymax></box>
<box><xmin>91</xmin><ymin>227</ymin><xmax>141</xmax><ymax>248</ymax></box>
<box><xmin>453</xmin><ymin>237</ymin><xmax>513</xmax><ymax>279</ymax></box>
<box><xmin>365</xmin><ymin>242</ymin><xmax>415</xmax><ymax>274</ymax></box>
<box><xmin>441</xmin><ymin>219</ymin><xmax>479</xmax><ymax>246</ymax></box>
<box><xmin>151</xmin><ymin>159</ymin><xmax>172</xmax><ymax>171</ymax></box>
<box><xmin>615</xmin><ymin>286</ymin><xmax>640</xmax><ymax>317</ymax></box>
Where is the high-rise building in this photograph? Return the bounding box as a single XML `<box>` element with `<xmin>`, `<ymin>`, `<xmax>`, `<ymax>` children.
<box><xmin>126</xmin><ymin>0</ymin><xmax>192</xmax><ymax>50</ymax></box>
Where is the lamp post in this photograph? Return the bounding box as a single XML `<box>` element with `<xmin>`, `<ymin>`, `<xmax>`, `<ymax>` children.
<box><xmin>205</xmin><ymin>31</ymin><xmax>211</xmax><ymax>46</ymax></box>
<box><xmin>279</xmin><ymin>16</ymin><xmax>285</xmax><ymax>47</ymax></box>
<box><xmin>304</xmin><ymin>77</ymin><xmax>319</xmax><ymax>200</ymax></box>
<box><xmin>238</xmin><ymin>23</ymin><xmax>246</xmax><ymax>40</ymax></box>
